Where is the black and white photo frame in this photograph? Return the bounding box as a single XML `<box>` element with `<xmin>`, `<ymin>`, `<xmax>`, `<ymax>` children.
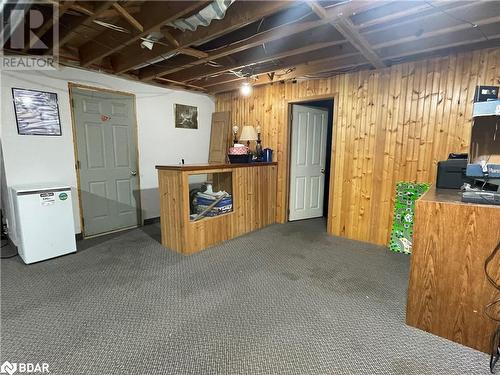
<box><xmin>12</xmin><ymin>88</ymin><xmax>62</xmax><ymax>136</ymax></box>
<box><xmin>174</xmin><ymin>103</ymin><xmax>198</xmax><ymax>129</ymax></box>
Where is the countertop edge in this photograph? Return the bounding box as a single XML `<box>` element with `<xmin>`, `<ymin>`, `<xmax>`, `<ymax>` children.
<box><xmin>418</xmin><ymin>186</ymin><xmax>500</xmax><ymax>208</ymax></box>
<box><xmin>156</xmin><ymin>162</ymin><xmax>278</xmax><ymax>171</ymax></box>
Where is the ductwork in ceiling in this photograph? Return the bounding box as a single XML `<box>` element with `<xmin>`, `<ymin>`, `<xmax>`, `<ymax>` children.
<box><xmin>167</xmin><ymin>0</ymin><xmax>235</xmax><ymax>32</ymax></box>
<box><xmin>139</xmin><ymin>0</ymin><xmax>234</xmax><ymax>56</ymax></box>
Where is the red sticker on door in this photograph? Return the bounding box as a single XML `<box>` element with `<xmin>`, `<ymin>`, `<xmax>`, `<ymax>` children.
<box><xmin>101</xmin><ymin>115</ymin><xmax>110</xmax><ymax>122</ymax></box>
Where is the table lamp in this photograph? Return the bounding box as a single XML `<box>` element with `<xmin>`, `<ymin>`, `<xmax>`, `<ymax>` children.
<box><xmin>239</xmin><ymin>126</ymin><xmax>258</xmax><ymax>148</ymax></box>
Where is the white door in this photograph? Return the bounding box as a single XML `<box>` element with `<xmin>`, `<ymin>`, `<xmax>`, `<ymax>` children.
<box><xmin>289</xmin><ymin>105</ymin><xmax>329</xmax><ymax>221</ymax></box>
<box><xmin>72</xmin><ymin>88</ymin><xmax>140</xmax><ymax>236</ymax></box>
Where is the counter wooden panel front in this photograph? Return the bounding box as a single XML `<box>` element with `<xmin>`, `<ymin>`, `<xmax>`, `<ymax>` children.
<box><xmin>406</xmin><ymin>187</ymin><xmax>500</xmax><ymax>353</ymax></box>
<box><xmin>156</xmin><ymin>163</ymin><xmax>277</xmax><ymax>254</ymax></box>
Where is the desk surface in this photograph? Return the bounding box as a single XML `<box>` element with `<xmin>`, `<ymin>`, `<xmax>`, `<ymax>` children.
<box><xmin>419</xmin><ymin>186</ymin><xmax>500</xmax><ymax>208</ymax></box>
<box><xmin>156</xmin><ymin>162</ymin><xmax>277</xmax><ymax>171</ymax></box>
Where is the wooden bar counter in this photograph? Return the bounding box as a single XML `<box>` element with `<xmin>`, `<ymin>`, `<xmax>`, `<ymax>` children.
<box><xmin>156</xmin><ymin>162</ymin><xmax>277</xmax><ymax>254</ymax></box>
<box><xmin>406</xmin><ymin>186</ymin><xmax>500</xmax><ymax>353</ymax></box>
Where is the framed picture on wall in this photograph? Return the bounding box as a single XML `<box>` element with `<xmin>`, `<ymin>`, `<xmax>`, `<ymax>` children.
<box><xmin>12</xmin><ymin>88</ymin><xmax>62</xmax><ymax>136</ymax></box>
<box><xmin>174</xmin><ymin>103</ymin><xmax>198</xmax><ymax>129</ymax></box>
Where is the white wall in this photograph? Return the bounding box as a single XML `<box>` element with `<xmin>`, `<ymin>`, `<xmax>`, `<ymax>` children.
<box><xmin>1</xmin><ymin>66</ymin><xmax>215</xmax><ymax>243</ymax></box>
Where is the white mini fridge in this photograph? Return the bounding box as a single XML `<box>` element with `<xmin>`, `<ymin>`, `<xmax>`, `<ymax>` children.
<box><xmin>12</xmin><ymin>184</ymin><xmax>77</xmax><ymax>264</ymax></box>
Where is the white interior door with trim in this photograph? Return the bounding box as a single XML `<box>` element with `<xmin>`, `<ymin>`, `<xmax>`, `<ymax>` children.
<box><xmin>71</xmin><ymin>87</ymin><xmax>140</xmax><ymax>236</ymax></box>
<box><xmin>289</xmin><ymin>104</ymin><xmax>328</xmax><ymax>221</ymax></box>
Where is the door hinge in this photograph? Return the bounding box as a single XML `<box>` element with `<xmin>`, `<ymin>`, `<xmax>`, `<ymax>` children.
<box><xmin>76</xmin><ymin>160</ymin><xmax>80</xmax><ymax>170</ymax></box>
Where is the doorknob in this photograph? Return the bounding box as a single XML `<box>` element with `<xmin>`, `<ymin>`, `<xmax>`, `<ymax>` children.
<box><xmin>130</xmin><ymin>170</ymin><xmax>137</xmax><ymax>176</ymax></box>
<box><xmin>320</xmin><ymin>168</ymin><xmax>325</xmax><ymax>174</ymax></box>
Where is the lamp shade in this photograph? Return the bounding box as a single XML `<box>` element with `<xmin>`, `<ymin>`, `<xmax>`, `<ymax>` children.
<box><xmin>239</xmin><ymin>126</ymin><xmax>258</xmax><ymax>141</ymax></box>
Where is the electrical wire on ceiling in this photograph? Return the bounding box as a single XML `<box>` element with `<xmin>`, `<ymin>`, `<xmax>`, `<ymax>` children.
<box><xmin>58</xmin><ymin>20</ymin><xmax>127</xmax><ymax>57</ymax></box>
<box><xmin>55</xmin><ymin>1</ymin><xmax>315</xmax><ymax>75</ymax></box>
<box><xmin>424</xmin><ymin>1</ymin><xmax>490</xmax><ymax>41</ymax></box>
<box><xmin>196</xmin><ymin>0</ymin><xmax>360</xmax><ymax>83</ymax></box>
<box><xmin>145</xmin><ymin>4</ymin><xmax>317</xmax><ymax>75</ymax></box>
<box><xmin>93</xmin><ymin>19</ymin><xmax>130</xmax><ymax>33</ymax></box>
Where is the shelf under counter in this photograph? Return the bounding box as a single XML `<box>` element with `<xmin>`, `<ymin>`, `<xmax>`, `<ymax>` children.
<box><xmin>156</xmin><ymin>162</ymin><xmax>277</xmax><ymax>254</ymax></box>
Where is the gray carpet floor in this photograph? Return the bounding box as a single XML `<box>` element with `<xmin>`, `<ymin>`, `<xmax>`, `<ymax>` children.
<box><xmin>0</xmin><ymin>219</ymin><xmax>490</xmax><ymax>374</ymax></box>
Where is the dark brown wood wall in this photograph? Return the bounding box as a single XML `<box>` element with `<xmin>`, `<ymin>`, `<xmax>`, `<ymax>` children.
<box><xmin>215</xmin><ymin>48</ymin><xmax>500</xmax><ymax>245</ymax></box>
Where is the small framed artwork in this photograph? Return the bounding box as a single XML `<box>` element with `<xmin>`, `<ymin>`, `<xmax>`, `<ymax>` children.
<box><xmin>174</xmin><ymin>103</ymin><xmax>198</xmax><ymax>129</ymax></box>
<box><xmin>12</xmin><ymin>88</ymin><xmax>62</xmax><ymax>136</ymax></box>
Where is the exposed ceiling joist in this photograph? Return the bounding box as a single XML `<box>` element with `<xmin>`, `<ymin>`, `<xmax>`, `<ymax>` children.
<box><xmin>112</xmin><ymin>2</ymin><xmax>143</xmax><ymax>32</ymax></box>
<box><xmin>44</xmin><ymin>0</ymin><xmax>94</xmax><ymax>16</ymax></box>
<box><xmin>168</xmin><ymin>0</ymin><xmax>463</xmax><ymax>84</ymax></box>
<box><xmin>137</xmin><ymin>0</ymin><xmax>385</xmax><ymax>80</ymax></box>
<box><xmin>177</xmin><ymin>37</ymin><xmax>348</xmax><ymax>85</ymax></box>
<box><xmin>161</xmin><ymin>30</ymin><xmax>208</xmax><ymax>58</ymax></box>
<box><xmin>122</xmin><ymin>1</ymin><xmax>292</xmax><ymax>79</ymax></box>
<box><xmin>155</xmin><ymin>19</ymin><xmax>328</xmax><ymax>79</ymax></box>
<box><xmin>149</xmin><ymin>1</ymin><xmax>375</xmax><ymax>79</ymax></box>
<box><xmin>209</xmin><ymin>54</ymin><xmax>369</xmax><ymax>94</ymax></box>
<box><xmin>207</xmin><ymin>24</ymin><xmax>500</xmax><ymax>94</ymax></box>
<box><xmin>180</xmin><ymin>48</ymin><xmax>209</xmax><ymax>59</ymax></box>
<box><xmin>69</xmin><ymin>2</ymin><xmax>94</xmax><ymax>16</ymax></box>
<box><xmin>79</xmin><ymin>1</ymin><xmax>206</xmax><ymax>67</ymax></box>
<box><xmin>162</xmin><ymin>29</ymin><xmax>181</xmax><ymax>48</ymax></box>
<box><xmin>99</xmin><ymin>6</ymin><xmax>140</xmax><ymax>19</ymax></box>
<box><xmin>48</xmin><ymin>1</ymin><xmax>115</xmax><ymax>54</ymax></box>
<box><xmin>20</xmin><ymin>0</ymin><xmax>499</xmax><ymax>94</ymax></box>
<box><xmin>23</xmin><ymin>1</ymin><xmax>73</xmax><ymax>52</ymax></box>
<box><xmin>193</xmin><ymin>44</ymin><xmax>355</xmax><ymax>88</ymax></box>
<box><xmin>308</xmin><ymin>0</ymin><xmax>386</xmax><ymax>69</ymax></box>
<box><xmin>154</xmin><ymin>77</ymin><xmax>207</xmax><ymax>92</ymax></box>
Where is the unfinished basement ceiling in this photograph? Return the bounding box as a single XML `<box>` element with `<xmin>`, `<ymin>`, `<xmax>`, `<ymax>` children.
<box><xmin>4</xmin><ymin>0</ymin><xmax>500</xmax><ymax>93</ymax></box>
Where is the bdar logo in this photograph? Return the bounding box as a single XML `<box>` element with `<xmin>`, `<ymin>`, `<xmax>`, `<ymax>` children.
<box><xmin>0</xmin><ymin>361</ymin><xmax>17</xmax><ymax>375</ymax></box>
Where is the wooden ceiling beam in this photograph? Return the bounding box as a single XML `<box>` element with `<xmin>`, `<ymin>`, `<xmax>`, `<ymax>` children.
<box><xmin>160</xmin><ymin>29</ymin><xmax>208</xmax><ymax>58</ymax></box>
<box><xmin>208</xmin><ymin>54</ymin><xmax>369</xmax><ymax>94</ymax></box>
<box><xmin>166</xmin><ymin>0</ymin><xmax>462</xmax><ymax>84</ymax></box>
<box><xmin>48</xmin><ymin>1</ymin><xmax>115</xmax><ymax>54</ymax></box>
<box><xmin>112</xmin><ymin>2</ymin><xmax>143</xmax><ymax>32</ymax></box>
<box><xmin>154</xmin><ymin>77</ymin><xmax>207</xmax><ymax>92</ymax></box>
<box><xmin>180</xmin><ymin>48</ymin><xmax>209</xmax><ymax>59</ymax></box>
<box><xmin>99</xmin><ymin>6</ymin><xmax>140</xmax><ymax>19</ymax></box>
<box><xmin>206</xmin><ymin>23</ymin><xmax>500</xmax><ymax>94</ymax></box>
<box><xmin>69</xmin><ymin>2</ymin><xmax>94</xmax><ymax>16</ymax></box>
<box><xmin>23</xmin><ymin>1</ymin><xmax>72</xmax><ymax>52</ymax></box>
<box><xmin>116</xmin><ymin>1</ymin><xmax>292</xmax><ymax>78</ymax></box>
<box><xmin>193</xmin><ymin>3</ymin><xmax>500</xmax><ymax>88</ymax></box>
<box><xmin>78</xmin><ymin>1</ymin><xmax>206</xmax><ymax>67</ymax></box>
<box><xmin>175</xmin><ymin>37</ymin><xmax>348</xmax><ymax>84</ymax></box>
<box><xmin>193</xmin><ymin>45</ymin><xmax>356</xmax><ymax>87</ymax></box>
<box><xmin>308</xmin><ymin>0</ymin><xmax>386</xmax><ymax>69</ymax></box>
<box><xmin>153</xmin><ymin>19</ymin><xmax>329</xmax><ymax>79</ymax></box>
<box><xmin>44</xmin><ymin>0</ymin><xmax>93</xmax><ymax>15</ymax></box>
<box><xmin>140</xmin><ymin>0</ymin><xmax>390</xmax><ymax>80</ymax></box>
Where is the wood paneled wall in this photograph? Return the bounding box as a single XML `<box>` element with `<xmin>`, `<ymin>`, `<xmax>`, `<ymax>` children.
<box><xmin>215</xmin><ymin>48</ymin><xmax>500</xmax><ymax>245</ymax></box>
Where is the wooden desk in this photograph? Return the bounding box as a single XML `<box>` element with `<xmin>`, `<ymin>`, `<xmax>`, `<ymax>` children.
<box><xmin>156</xmin><ymin>163</ymin><xmax>277</xmax><ymax>254</ymax></box>
<box><xmin>406</xmin><ymin>187</ymin><xmax>500</xmax><ymax>353</ymax></box>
